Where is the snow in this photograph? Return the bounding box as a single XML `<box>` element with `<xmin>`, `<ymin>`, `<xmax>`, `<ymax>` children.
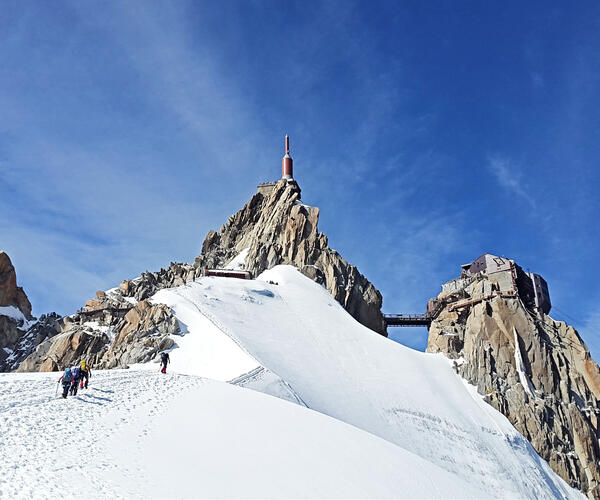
<box><xmin>105</xmin><ymin>287</ymin><xmax>137</xmax><ymax>305</ymax></box>
<box><xmin>0</xmin><ymin>264</ymin><xmax>583</xmax><ymax>498</ymax></box>
<box><xmin>150</xmin><ymin>287</ymin><xmax>259</xmax><ymax>381</ymax></box>
<box><xmin>0</xmin><ymin>370</ymin><xmax>482</xmax><ymax>499</ymax></box>
<box><xmin>224</xmin><ymin>247</ymin><xmax>249</xmax><ymax>270</ymax></box>
<box><xmin>0</xmin><ymin>305</ymin><xmax>35</xmax><ymax>330</ymax></box>
<box><xmin>151</xmin><ymin>265</ymin><xmax>580</xmax><ymax>499</ymax></box>
<box><xmin>83</xmin><ymin>321</ymin><xmax>116</xmax><ymax>341</ymax></box>
<box><xmin>514</xmin><ymin>326</ymin><xmax>536</xmax><ymax>400</ymax></box>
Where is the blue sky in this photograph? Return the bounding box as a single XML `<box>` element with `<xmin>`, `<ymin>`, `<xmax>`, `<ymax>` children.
<box><xmin>1</xmin><ymin>1</ymin><xmax>599</xmax><ymax>357</ymax></box>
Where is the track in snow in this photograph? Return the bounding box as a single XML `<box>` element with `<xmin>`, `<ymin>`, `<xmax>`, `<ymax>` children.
<box><xmin>0</xmin><ymin>369</ymin><xmax>203</xmax><ymax>499</ymax></box>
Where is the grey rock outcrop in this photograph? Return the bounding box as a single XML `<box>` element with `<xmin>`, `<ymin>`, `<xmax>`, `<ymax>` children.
<box><xmin>3</xmin><ymin>313</ymin><xmax>62</xmax><ymax>371</ymax></box>
<box><xmin>427</xmin><ymin>275</ymin><xmax>600</xmax><ymax>498</ymax></box>
<box><xmin>117</xmin><ymin>262</ymin><xmax>196</xmax><ymax>302</ymax></box>
<box><xmin>18</xmin><ymin>289</ymin><xmax>180</xmax><ymax>372</ymax></box>
<box><xmin>18</xmin><ymin>327</ymin><xmax>110</xmax><ymax>372</ymax></box>
<box><xmin>98</xmin><ymin>300</ymin><xmax>177</xmax><ymax>369</ymax></box>
<box><xmin>194</xmin><ymin>180</ymin><xmax>386</xmax><ymax>334</ymax></box>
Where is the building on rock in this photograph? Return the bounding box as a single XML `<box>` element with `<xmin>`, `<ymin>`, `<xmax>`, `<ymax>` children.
<box><xmin>426</xmin><ymin>253</ymin><xmax>600</xmax><ymax>498</ymax></box>
<box><xmin>435</xmin><ymin>253</ymin><xmax>551</xmax><ymax>315</ymax></box>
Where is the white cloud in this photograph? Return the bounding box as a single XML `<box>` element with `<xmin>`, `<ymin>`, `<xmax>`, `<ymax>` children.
<box><xmin>0</xmin><ymin>1</ymin><xmax>281</xmax><ymax>316</ymax></box>
<box><xmin>486</xmin><ymin>155</ymin><xmax>535</xmax><ymax>207</ymax></box>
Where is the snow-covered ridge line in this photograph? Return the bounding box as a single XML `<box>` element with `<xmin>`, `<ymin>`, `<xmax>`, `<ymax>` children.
<box><xmin>148</xmin><ymin>265</ymin><xmax>580</xmax><ymax>499</ymax></box>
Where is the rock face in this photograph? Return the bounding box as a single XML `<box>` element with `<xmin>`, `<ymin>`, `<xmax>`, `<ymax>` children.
<box><xmin>194</xmin><ymin>180</ymin><xmax>386</xmax><ymax>334</ymax></box>
<box><xmin>427</xmin><ymin>275</ymin><xmax>600</xmax><ymax>499</ymax></box>
<box><xmin>18</xmin><ymin>328</ymin><xmax>110</xmax><ymax>373</ymax></box>
<box><xmin>117</xmin><ymin>262</ymin><xmax>196</xmax><ymax>303</ymax></box>
<box><xmin>100</xmin><ymin>300</ymin><xmax>177</xmax><ymax>369</ymax></box>
<box><xmin>17</xmin><ymin>180</ymin><xmax>387</xmax><ymax>371</ymax></box>
<box><xmin>2</xmin><ymin>313</ymin><xmax>62</xmax><ymax>371</ymax></box>
<box><xmin>0</xmin><ymin>251</ymin><xmax>32</xmax><ymax>319</ymax></box>
<box><xmin>18</xmin><ymin>288</ymin><xmax>180</xmax><ymax>372</ymax></box>
<box><xmin>0</xmin><ymin>252</ymin><xmax>61</xmax><ymax>372</ymax></box>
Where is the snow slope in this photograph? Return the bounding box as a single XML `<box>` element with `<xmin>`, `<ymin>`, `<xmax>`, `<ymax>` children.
<box><xmin>0</xmin><ymin>265</ymin><xmax>582</xmax><ymax>498</ymax></box>
<box><xmin>0</xmin><ymin>370</ymin><xmax>482</xmax><ymax>499</ymax></box>
<box><xmin>151</xmin><ymin>265</ymin><xmax>580</xmax><ymax>499</ymax></box>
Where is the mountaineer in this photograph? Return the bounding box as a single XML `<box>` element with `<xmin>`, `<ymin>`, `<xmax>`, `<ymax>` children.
<box><xmin>79</xmin><ymin>360</ymin><xmax>91</xmax><ymax>389</ymax></box>
<box><xmin>160</xmin><ymin>351</ymin><xmax>170</xmax><ymax>374</ymax></box>
<box><xmin>58</xmin><ymin>367</ymin><xmax>73</xmax><ymax>399</ymax></box>
<box><xmin>70</xmin><ymin>365</ymin><xmax>82</xmax><ymax>396</ymax></box>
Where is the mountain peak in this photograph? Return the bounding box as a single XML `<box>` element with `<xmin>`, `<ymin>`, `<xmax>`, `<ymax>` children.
<box><xmin>427</xmin><ymin>254</ymin><xmax>600</xmax><ymax>497</ymax></box>
<box><xmin>0</xmin><ymin>251</ymin><xmax>33</xmax><ymax>320</ymax></box>
<box><xmin>195</xmin><ymin>179</ymin><xmax>386</xmax><ymax>334</ymax></box>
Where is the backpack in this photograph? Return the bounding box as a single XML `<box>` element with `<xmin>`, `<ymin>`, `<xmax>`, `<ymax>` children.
<box><xmin>80</xmin><ymin>360</ymin><xmax>87</xmax><ymax>370</ymax></box>
<box><xmin>63</xmin><ymin>367</ymin><xmax>72</xmax><ymax>383</ymax></box>
<box><xmin>161</xmin><ymin>352</ymin><xmax>168</xmax><ymax>363</ymax></box>
<box><xmin>72</xmin><ymin>366</ymin><xmax>81</xmax><ymax>379</ymax></box>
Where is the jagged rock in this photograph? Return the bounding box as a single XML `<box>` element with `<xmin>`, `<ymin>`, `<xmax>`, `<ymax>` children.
<box><xmin>0</xmin><ymin>316</ymin><xmax>22</xmax><ymax>348</ymax></box>
<box><xmin>427</xmin><ymin>271</ymin><xmax>600</xmax><ymax>499</ymax></box>
<box><xmin>18</xmin><ymin>291</ymin><xmax>180</xmax><ymax>371</ymax></box>
<box><xmin>16</xmin><ymin>180</ymin><xmax>385</xmax><ymax>372</ymax></box>
<box><xmin>18</xmin><ymin>328</ymin><xmax>109</xmax><ymax>372</ymax></box>
<box><xmin>118</xmin><ymin>262</ymin><xmax>196</xmax><ymax>303</ymax></box>
<box><xmin>0</xmin><ymin>251</ymin><xmax>32</xmax><ymax>319</ymax></box>
<box><xmin>98</xmin><ymin>300</ymin><xmax>179</xmax><ymax>369</ymax></box>
<box><xmin>0</xmin><ymin>250</ymin><xmax>34</xmax><ymax>361</ymax></box>
<box><xmin>194</xmin><ymin>180</ymin><xmax>386</xmax><ymax>334</ymax></box>
<box><xmin>0</xmin><ymin>251</ymin><xmax>58</xmax><ymax>372</ymax></box>
<box><xmin>2</xmin><ymin>313</ymin><xmax>62</xmax><ymax>371</ymax></box>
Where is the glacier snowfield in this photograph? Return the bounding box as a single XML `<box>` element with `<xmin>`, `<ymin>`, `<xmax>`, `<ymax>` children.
<box><xmin>0</xmin><ymin>266</ymin><xmax>582</xmax><ymax>499</ymax></box>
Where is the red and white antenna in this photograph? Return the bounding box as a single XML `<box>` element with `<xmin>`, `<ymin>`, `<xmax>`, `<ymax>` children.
<box><xmin>282</xmin><ymin>134</ymin><xmax>293</xmax><ymax>180</ymax></box>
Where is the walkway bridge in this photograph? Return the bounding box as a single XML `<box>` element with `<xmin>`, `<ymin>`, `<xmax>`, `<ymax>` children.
<box><xmin>384</xmin><ymin>313</ymin><xmax>431</xmax><ymax>327</ymax></box>
<box><xmin>384</xmin><ymin>302</ymin><xmax>446</xmax><ymax>328</ymax></box>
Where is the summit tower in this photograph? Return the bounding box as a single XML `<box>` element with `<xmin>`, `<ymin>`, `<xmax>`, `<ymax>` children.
<box><xmin>282</xmin><ymin>134</ymin><xmax>293</xmax><ymax>180</ymax></box>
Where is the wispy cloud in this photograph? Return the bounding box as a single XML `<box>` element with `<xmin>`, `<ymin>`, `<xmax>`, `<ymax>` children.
<box><xmin>0</xmin><ymin>1</ymin><xmax>277</xmax><ymax>316</ymax></box>
<box><xmin>486</xmin><ymin>155</ymin><xmax>534</xmax><ymax>207</ymax></box>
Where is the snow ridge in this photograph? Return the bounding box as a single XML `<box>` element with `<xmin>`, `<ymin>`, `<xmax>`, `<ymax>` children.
<box><xmin>150</xmin><ymin>265</ymin><xmax>580</xmax><ymax>499</ymax></box>
<box><xmin>0</xmin><ymin>265</ymin><xmax>583</xmax><ymax>499</ymax></box>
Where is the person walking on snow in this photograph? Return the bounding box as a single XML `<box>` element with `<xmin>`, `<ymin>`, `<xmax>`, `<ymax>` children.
<box><xmin>70</xmin><ymin>365</ymin><xmax>82</xmax><ymax>396</ymax></box>
<box><xmin>79</xmin><ymin>360</ymin><xmax>91</xmax><ymax>389</ymax></box>
<box><xmin>58</xmin><ymin>367</ymin><xmax>73</xmax><ymax>399</ymax></box>
<box><xmin>160</xmin><ymin>351</ymin><xmax>170</xmax><ymax>374</ymax></box>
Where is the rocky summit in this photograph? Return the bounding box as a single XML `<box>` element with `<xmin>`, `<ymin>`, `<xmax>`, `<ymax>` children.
<box><xmin>195</xmin><ymin>180</ymin><xmax>386</xmax><ymax>334</ymax></box>
<box><xmin>427</xmin><ymin>255</ymin><xmax>600</xmax><ymax>499</ymax></box>
<box><xmin>17</xmin><ymin>179</ymin><xmax>386</xmax><ymax>372</ymax></box>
